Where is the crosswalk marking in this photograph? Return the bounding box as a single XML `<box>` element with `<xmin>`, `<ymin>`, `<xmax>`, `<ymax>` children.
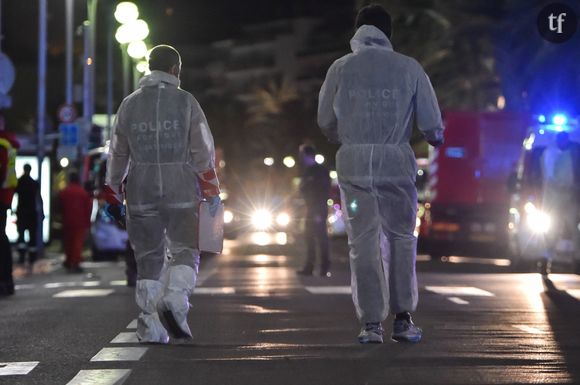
<box><xmin>425</xmin><ymin>286</ymin><xmax>494</xmax><ymax>297</ymax></box>
<box><xmin>195</xmin><ymin>287</ymin><xmax>235</xmax><ymax>295</ymax></box>
<box><xmin>126</xmin><ymin>319</ymin><xmax>138</xmax><ymax>329</ymax></box>
<box><xmin>513</xmin><ymin>325</ymin><xmax>547</xmax><ymax>334</ymax></box>
<box><xmin>110</xmin><ymin>280</ymin><xmax>128</xmax><ymax>286</ymax></box>
<box><xmin>66</xmin><ymin>369</ymin><xmax>131</xmax><ymax>385</ymax></box>
<box><xmin>305</xmin><ymin>286</ymin><xmax>351</xmax><ymax>295</ymax></box>
<box><xmin>14</xmin><ymin>284</ymin><xmax>36</xmax><ymax>290</ymax></box>
<box><xmin>0</xmin><ymin>362</ymin><xmax>39</xmax><ymax>376</ymax></box>
<box><xmin>90</xmin><ymin>347</ymin><xmax>148</xmax><ymax>362</ymax></box>
<box><xmin>45</xmin><ymin>281</ymin><xmax>101</xmax><ymax>289</ymax></box>
<box><xmin>448</xmin><ymin>297</ymin><xmax>469</xmax><ymax>305</ymax></box>
<box><xmin>110</xmin><ymin>332</ymin><xmax>139</xmax><ymax>344</ymax></box>
<box><xmin>53</xmin><ymin>289</ymin><xmax>114</xmax><ymax>298</ymax></box>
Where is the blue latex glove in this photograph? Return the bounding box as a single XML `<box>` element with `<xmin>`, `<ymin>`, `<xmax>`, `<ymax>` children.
<box><xmin>104</xmin><ymin>203</ymin><xmax>126</xmax><ymax>228</ymax></box>
<box><xmin>207</xmin><ymin>196</ymin><xmax>221</xmax><ymax>218</ymax></box>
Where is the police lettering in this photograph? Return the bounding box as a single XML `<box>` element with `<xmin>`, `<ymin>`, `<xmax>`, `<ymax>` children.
<box><xmin>131</xmin><ymin>120</ymin><xmax>181</xmax><ymax>132</ymax></box>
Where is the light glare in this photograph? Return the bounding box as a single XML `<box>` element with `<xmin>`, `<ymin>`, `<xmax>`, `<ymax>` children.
<box><xmin>114</xmin><ymin>2</ymin><xmax>139</xmax><ymax>24</ymax></box>
<box><xmin>127</xmin><ymin>41</ymin><xmax>148</xmax><ymax>59</ymax></box>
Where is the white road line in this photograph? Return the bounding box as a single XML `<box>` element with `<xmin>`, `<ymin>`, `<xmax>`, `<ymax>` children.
<box><xmin>81</xmin><ymin>281</ymin><xmax>101</xmax><ymax>287</ymax></box>
<box><xmin>110</xmin><ymin>332</ymin><xmax>139</xmax><ymax>344</ymax></box>
<box><xmin>448</xmin><ymin>297</ymin><xmax>469</xmax><ymax>305</ymax></box>
<box><xmin>425</xmin><ymin>286</ymin><xmax>494</xmax><ymax>297</ymax></box>
<box><xmin>306</xmin><ymin>286</ymin><xmax>351</xmax><ymax>295</ymax></box>
<box><xmin>0</xmin><ymin>362</ymin><xmax>39</xmax><ymax>376</ymax></box>
<box><xmin>14</xmin><ymin>284</ymin><xmax>36</xmax><ymax>290</ymax></box>
<box><xmin>126</xmin><ymin>319</ymin><xmax>138</xmax><ymax>329</ymax></box>
<box><xmin>53</xmin><ymin>289</ymin><xmax>115</xmax><ymax>298</ymax></box>
<box><xmin>90</xmin><ymin>347</ymin><xmax>148</xmax><ymax>362</ymax></box>
<box><xmin>195</xmin><ymin>287</ymin><xmax>235</xmax><ymax>295</ymax></box>
<box><xmin>45</xmin><ymin>282</ymin><xmax>78</xmax><ymax>288</ymax></box>
<box><xmin>566</xmin><ymin>289</ymin><xmax>580</xmax><ymax>300</ymax></box>
<box><xmin>110</xmin><ymin>280</ymin><xmax>127</xmax><ymax>286</ymax></box>
<box><xmin>513</xmin><ymin>325</ymin><xmax>547</xmax><ymax>334</ymax></box>
<box><xmin>66</xmin><ymin>369</ymin><xmax>131</xmax><ymax>385</ymax></box>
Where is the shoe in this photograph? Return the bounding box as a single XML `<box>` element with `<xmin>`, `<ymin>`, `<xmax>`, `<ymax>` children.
<box><xmin>358</xmin><ymin>322</ymin><xmax>384</xmax><ymax>344</ymax></box>
<box><xmin>0</xmin><ymin>283</ymin><xmax>15</xmax><ymax>296</ymax></box>
<box><xmin>391</xmin><ymin>316</ymin><xmax>422</xmax><ymax>343</ymax></box>
<box><xmin>296</xmin><ymin>268</ymin><xmax>313</xmax><ymax>276</ymax></box>
<box><xmin>157</xmin><ymin>293</ymin><xmax>193</xmax><ymax>339</ymax></box>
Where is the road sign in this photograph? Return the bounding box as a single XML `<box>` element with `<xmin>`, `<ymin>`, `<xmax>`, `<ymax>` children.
<box><xmin>0</xmin><ymin>53</ymin><xmax>15</xmax><ymax>94</ymax></box>
<box><xmin>57</xmin><ymin>103</ymin><xmax>78</xmax><ymax>123</ymax></box>
<box><xmin>59</xmin><ymin>123</ymin><xmax>79</xmax><ymax>146</ymax></box>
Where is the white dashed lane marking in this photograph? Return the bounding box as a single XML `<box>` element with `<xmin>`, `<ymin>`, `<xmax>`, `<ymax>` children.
<box><xmin>195</xmin><ymin>287</ymin><xmax>235</xmax><ymax>295</ymax></box>
<box><xmin>126</xmin><ymin>319</ymin><xmax>138</xmax><ymax>329</ymax></box>
<box><xmin>0</xmin><ymin>362</ymin><xmax>39</xmax><ymax>376</ymax></box>
<box><xmin>425</xmin><ymin>286</ymin><xmax>494</xmax><ymax>297</ymax></box>
<box><xmin>447</xmin><ymin>297</ymin><xmax>469</xmax><ymax>305</ymax></box>
<box><xmin>66</xmin><ymin>369</ymin><xmax>131</xmax><ymax>385</ymax></box>
<box><xmin>110</xmin><ymin>280</ymin><xmax>127</xmax><ymax>286</ymax></box>
<box><xmin>110</xmin><ymin>332</ymin><xmax>139</xmax><ymax>344</ymax></box>
<box><xmin>513</xmin><ymin>325</ymin><xmax>547</xmax><ymax>334</ymax></box>
<box><xmin>53</xmin><ymin>289</ymin><xmax>115</xmax><ymax>298</ymax></box>
<box><xmin>305</xmin><ymin>286</ymin><xmax>351</xmax><ymax>294</ymax></box>
<box><xmin>90</xmin><ymin>348</ymin><xmax>148</xmax><ymax>362</ymax></box>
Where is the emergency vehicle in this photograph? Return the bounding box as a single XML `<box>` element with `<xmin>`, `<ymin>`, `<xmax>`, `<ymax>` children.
<box><xmin>507</xmin><ymin>113</ymin><xmax>580</xmax><ymax>272</ymax></box>
<box><xmin>418</xmin><ymin>111</ymin><xmax>530</xmax><ymax>258</ymax></box>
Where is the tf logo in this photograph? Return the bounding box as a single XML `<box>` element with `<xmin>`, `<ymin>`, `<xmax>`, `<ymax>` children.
<box><xmin>537</xmin><ymin>3</ymin><xmax>578</xmax><ymax>43</ymax></box>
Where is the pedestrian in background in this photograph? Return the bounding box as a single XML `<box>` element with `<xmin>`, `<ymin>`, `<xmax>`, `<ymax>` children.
<box><xmin>317</xmin><ymin>4</ymin><xmax>444</xmax><ymax>343</ymax></box>
<box><xmin>296</xmin><ymin>144</ymin><xmax>331</xmax><ymax>277</ymax></box>
<box><xmin>0</xmin><ymin>118</ymin><xmax>20</xmax><ymax>296</ymax></box>
<box><xmin>15</xmin><ymin>164</ymin><xmax>43</xmax><ymax>271</ymax></box>
<box><xmin>59</xmin><ymin>171</ymin><xmax>92</xmax><ymax>273</ymax></box>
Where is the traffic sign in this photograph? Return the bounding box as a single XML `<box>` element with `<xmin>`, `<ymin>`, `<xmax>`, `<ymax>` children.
<box><xmin>0</xmin><ymin>53</ymin><xmax>15</xmax><ymax>94</ymax></box>
<box><xmin>59</xmin><ymin>123</ymin><xmax>79</xmax><ymax>146</ymax></box>
<box><xmin>57</xmin><ymin>103</ymin><xmax>78</xmax><ymax>123</ymax></box>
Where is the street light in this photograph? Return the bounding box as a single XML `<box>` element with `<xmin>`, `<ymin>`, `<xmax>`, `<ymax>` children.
<box><xmin>136</xmin><ymin>60</ymin><xmax>149</xmax><ymax>74</ymax></box>
<box><xmin>127</xmin><ymin>40</ymin><xmax>147</xmax><ymax>59</ymax></box>
<box><xmin>114</xmin><ymin>2</ymin><xmax>139</xmax><ymax>24</ymax></box>
<box><xmin>115</xmin><ymin>20</ymin><xmax>149</xmax><ymax>45</ymax></box>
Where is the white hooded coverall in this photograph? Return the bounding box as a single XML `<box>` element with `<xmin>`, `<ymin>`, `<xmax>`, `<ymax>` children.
<box><xmin>106</xmin><ymin>70</ymin><xmax>218</xmax><ymax>341</ymax></box>
<box><xmin>318</xmin><ymin>25</ymin><xmax>444</xmax><ymax>323</ymax></box>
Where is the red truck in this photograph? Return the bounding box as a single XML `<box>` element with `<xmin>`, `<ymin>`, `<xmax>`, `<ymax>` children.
<box><xmin>418</xmin><ymin>111</ymin><xmax>531</xmax><ymax>258</ymax></box>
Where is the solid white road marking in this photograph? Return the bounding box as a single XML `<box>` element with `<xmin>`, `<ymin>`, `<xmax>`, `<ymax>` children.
<box><xmin>110</xmin><ymin>332</ymin><xmax>139</xmax><ymax>344</ymax></box>
<box><xmin>110</xmin><ymin>280</ymin><xmax>127</xmax><ymax>286</ymax></box>
<box><xmin>126</xmin><ymin>319</ymin><xmax>138</xmax><ymax>329</ymax></box>
<box><xmin>14</xmin><ymin>284</ymin><xmax>36</xmax><ymax>290</ymax></box>
<box><xmin>448</xmin><ymin>297</ymin><xmax>469</xmax><ymax>305</ymax></box>
<box><xmin>513</xmin><ymin>325</ymin><xmax>547</xmax><ymax>334</ymax></box>
<box><xmin>45</xmin><ymin>282</ymin><xmax>78</xmax><ymax>288</ymax></box>
<box><xmin>0</xmin><ymin>362</ymin><xmax>39</xmax><ymax>376</ymax></box>
<box><xmin>306</xmin><ymin>286</ymin><xmax>351</xmax><ymax>295</ymax></box>
<box><xmin>53</xmin><ymin>289</ymin><xmax>114</xmax><ymax>298</ymax></box>
<box><xmin>90</xmin><ymin>347</ymin><xmax>148</xmax><ymax>362</ymax></box>
<box><xmin>66</xmin><ymin>369</ymin><xmax>131</xmax><ymax>385</ymax></box>
<box><xmin>425</xmin><ymin>286</ymin><xmax>494</xmax><ymax>297</ymax></box>
<box><xmin>195</xmin><ymin>287</ymin><xmax>235</xmax><ymax>295</ymax></box>
<box><xmin>81</xmin><ymin>281</ymin><xmax>101</xmax><ymax>287</ymax></box>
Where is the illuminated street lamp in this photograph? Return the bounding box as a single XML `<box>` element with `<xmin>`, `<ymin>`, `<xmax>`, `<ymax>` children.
<box><xmin>127</xmin><ymin>40</ymin><xmax>148</xmax><ymax>59</ymax></box>
<box><xmin>136</xmin><ymin>61</ymin><xmax>149</xmax><ymax>74</ymax></box>
<box><xmin>264</xmin><ymin>157</ymin><xmax>275</xmax><ymax>166</ymax></box>
<box><xmin>114</xmin><ymin>2</ymin><xmax>139</xmax><ymax>24</ymax></box>
<box><xmin>115</xmin><ymin>20</ymin><xmax>149</xmax><ymax>44</ymax></box>
<box><xmin>315</xmin><ymin>154</ymin><xmax>325</xmax><ymax>164</ymax></box>
<box><xmin>283</xmin><ymin>156</ymin><xmax>295</xmax><ymax>168</ymax></box>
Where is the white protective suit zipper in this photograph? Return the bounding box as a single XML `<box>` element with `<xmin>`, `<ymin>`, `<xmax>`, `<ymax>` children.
<box><xmin>156</xmin><ymin>84</ymin><xmax>163</xmax><ymax>198</ymax></box>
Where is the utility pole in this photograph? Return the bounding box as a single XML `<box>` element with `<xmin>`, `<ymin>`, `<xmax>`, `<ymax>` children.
<box><xmin>37</xmin><ymin>0</ymin><xmax>47</xmax><ymax>258</ymax></box>
<box><xmin>65</xmin><ymin>0</ymin><xmax>74</xmax><ymax>105</ymax></box>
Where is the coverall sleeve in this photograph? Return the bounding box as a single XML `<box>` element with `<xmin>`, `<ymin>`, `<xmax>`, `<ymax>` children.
<box><xmin>190</xmin><ymin>99</ymin><xmax>220</xmax><ymax>197</ymax></box>
<box><xmin>317</xmin><ymin>61</ymin><xmax>340</xmax><ymax>143</ymax></box>
<box><xmin>414</xmin><ymin>63</ymin><xmax>444</xmax><ymax>145</ymax></box>
<box><xmin>105</xmin><ymin>101</ymin><xmax>130</xmax><ymax>202</ymax></box>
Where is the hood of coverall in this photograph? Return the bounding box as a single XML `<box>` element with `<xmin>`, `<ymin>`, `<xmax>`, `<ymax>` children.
<box><xmin>350</xmin><ymin>25</ymin><xmax>393</xmax><ymax>54</ymax></box>
<box><xmin>139</xmin><ymin>70</ymin><xmax>181</xmax><ymax>89</ymax></box>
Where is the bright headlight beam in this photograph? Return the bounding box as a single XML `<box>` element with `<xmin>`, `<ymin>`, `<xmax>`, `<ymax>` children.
<box><xmin>276</xmin><ymin>212</ymin><xmax>291</xmax><ymax>227</ymax></box>
<box><xmin>251</xmin><ymin>210</ymin><xmax>273</xmax><ymax>230</ymax></box>
<box><xmin>224</xmin><ymin>210</ymin><xmax>234</xmax><ymax>224</ymax></box>
<box><xmin>552</xmin><ymin>114</ymin><xmax>567</xmax><ymax>126</ymax></box>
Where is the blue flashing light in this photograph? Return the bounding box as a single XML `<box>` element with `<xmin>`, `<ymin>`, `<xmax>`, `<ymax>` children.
<box><xmin>552</xmin><ymin>114</ymin><xmax>567</xmax><ymax>126</ymax></box>
<box><xmin>538</xmin><ymin>114</ymin><xmax>546</xmax><ymax>123</ymax></box>
<box><xmin>539</xmin><ymin>129</ymin><xmax>545</xmax><ymax>135</ymax></box>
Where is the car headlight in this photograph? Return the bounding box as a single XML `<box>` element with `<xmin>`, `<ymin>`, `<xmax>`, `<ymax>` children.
<box><xmin>224</xmin><ymin>210</ymin><xmax>234</xmax><ymax>224</ymax></box>
<box><xmin>251</xmin><ymin>209</ymin><xmax>273</xmax><ymax>230</ymax></box>
<box><xmin>276</xmin><ymin>212</ymin><xmax>291</xmax><ymax>227</ymax></box>
<box><xmin>525</xmin><ymin>202</ymin><xmax>551</xmax><ymax>234</ymax></box>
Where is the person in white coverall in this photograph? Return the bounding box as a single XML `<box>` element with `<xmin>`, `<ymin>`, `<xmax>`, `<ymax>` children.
<box><xmin>318</xmin><ymin>5</ymin><xmax>444</xmax><ymax>344</ymax></box>
<box><xmin>105</xmin><ymin>45</ymin><xmax>221</xmax><ymax>343</ymax></box>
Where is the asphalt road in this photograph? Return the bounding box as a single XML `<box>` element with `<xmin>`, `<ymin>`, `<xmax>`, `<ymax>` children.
<box><xmin>1</xmin><ymin>235</ymin><xmax>579</xmax><ymax>385</ymax></box>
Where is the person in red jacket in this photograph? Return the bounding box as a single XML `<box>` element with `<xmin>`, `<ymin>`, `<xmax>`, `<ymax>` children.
<box><xmin>0</xmin><ymin>121</ymin><xmax>20</xmax><ymax>296</ymax></box>
<box><xmin>59</xmin><ymin>172</ymin><xmax>92</xmax><ymax>273</ymax></box>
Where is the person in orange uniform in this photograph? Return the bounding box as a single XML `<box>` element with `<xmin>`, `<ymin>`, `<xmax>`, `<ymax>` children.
<box><xmin>0</xmin><ymin>119</ymin><xmax>20</xmax><ymax>296</ymax></box>
<box><xmin>59</xmin><ymin>172</ymin><xmax>92</xmax><ymax>273</ymax></box>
